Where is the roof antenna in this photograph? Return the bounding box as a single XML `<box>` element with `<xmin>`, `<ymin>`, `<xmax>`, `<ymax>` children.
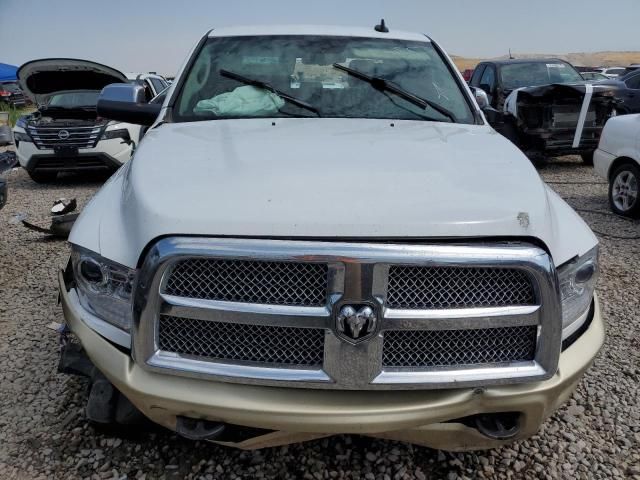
<box><xmin>374</xmin><ymin>19</ymin><xmax>389</xmax><ymax>33</ymax></box>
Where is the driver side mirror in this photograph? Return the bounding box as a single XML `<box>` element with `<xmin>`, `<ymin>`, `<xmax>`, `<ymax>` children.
<box><xmin>97</xmin><ymin>83</ymin><xmax>162</xmax><ymax>126</ymax></box>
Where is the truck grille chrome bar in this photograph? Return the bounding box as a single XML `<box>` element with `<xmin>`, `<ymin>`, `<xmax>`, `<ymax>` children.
<box><xmin>134</xmin><ymin>238</ymin><xmax>561</xmax><ymax>390</ymax></box>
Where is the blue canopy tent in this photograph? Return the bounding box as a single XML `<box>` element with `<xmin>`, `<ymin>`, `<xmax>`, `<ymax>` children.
<box><xmin>0</xmin><ymin>63</ymin><xmax>18</xmax><ymax>81</ymax></box>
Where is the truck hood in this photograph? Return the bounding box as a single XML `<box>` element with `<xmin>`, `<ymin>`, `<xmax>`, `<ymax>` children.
<box><xmin>71</xmin><ymin>118</ymin><xmax>597</xmax><ymax>267</ymax></box>
<box><xmin>17</xmin><ymin>58</ymin><xmax>127</xmax><ymax>104</ymax></box>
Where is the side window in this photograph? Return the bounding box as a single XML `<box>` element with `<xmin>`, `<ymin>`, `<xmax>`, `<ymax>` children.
<box><xmin>470</xmin><ymin>65</ymin><xmax>486</xmax><ymax>86</ymax></box>
<box><xmin>150</xmin><ymin>78</ymin><xmax>166</xmax><ymax>94</ymax></box>
<box><xmin>626</xmin><ymin>74</ymin><xmax>640</xmax><ymax>90</ymax></box>
<box><xmin>479</xmin><ymin>66</ymin><xmax>496</xmax><ymax>91</ymax></box>
<box><xmin>143</xmin><ymin>80</ymin><xmax>155</xmax><ymax>101</ymax></box>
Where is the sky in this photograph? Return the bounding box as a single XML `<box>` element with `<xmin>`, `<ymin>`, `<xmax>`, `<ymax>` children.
<box><xmin>1</xmin><ymin>0</ymin><xmax>638</xmax><ymax>76</ymax></box>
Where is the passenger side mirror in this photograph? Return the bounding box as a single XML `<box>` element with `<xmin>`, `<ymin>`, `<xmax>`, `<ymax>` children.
<box><xmin>97</xmin><ymin>83</ymin><xmax>162</xmax><ymax>126</ymax></box>
<box><xmin>471</xmin><ymin>87</ymin><xmax>490</xmax><ymax>109</ymax></box>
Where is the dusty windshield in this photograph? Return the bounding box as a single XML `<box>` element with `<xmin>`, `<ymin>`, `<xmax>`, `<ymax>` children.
<box><xmin>500</xmin><ymin>62</ymin><xmax>584</xmax><ymax>89</ymax></box>
<box><xmin>174</xmin><ymin>35</ymin><xmax>475</xmax><ymax>124</ymax></box>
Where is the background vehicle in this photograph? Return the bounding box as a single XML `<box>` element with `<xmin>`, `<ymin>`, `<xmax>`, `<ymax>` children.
<box><xmin>58</xmin><ymin>25</ymin><xmax>603</xmax><ymax>452</ymax></box>
<box><xmin>0</xmin><ymin>80</ymin><xmax>26</xmax><ymax>107</ymax></box>
<box><xmin>623</xmin><ymin>64</ymin><xmax>640</xmax><ymax>76</ymax></box>
<box><xmin>594</xmin><ymin>113</ymin><xmax>640</xmax><ymax>217</ymax></box>
<box><xmin>598</xmin><ymin>69</ymin><xmax>640</xmax><ymax>115</ymax></box>
<box><xmin>126</xmin><ymin>73</ymin><xmax>169</xmax><ymax>101</ymax></box>
<box><xmin>470</xmin><ymin>58</ymin><xmax>618</xmax><ymax>163</ymax></box>
<box><xmin>13</xmin><ymin>59</ymin><xmax>140</xmax><ymax>183</ymax></box>
<box><xmin>581</xmin><ymin>71</ymin><xmax>608</xmax><ymax>81</ymax></box>
<box><xmin>595</xmin><ymin>67</ymin><xmax>627</xmax><ymax>78</ymax></box>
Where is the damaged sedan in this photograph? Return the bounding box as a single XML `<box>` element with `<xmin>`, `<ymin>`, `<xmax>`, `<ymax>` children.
<box><xmin>12</xmin><ymin>59</ymin><xmax>141</xmax><ymax>183</ymax></box>
<box><xmin>470</xmin><ymin>58</ymin><xmax>618</xmax><ymax>164</ymax></box>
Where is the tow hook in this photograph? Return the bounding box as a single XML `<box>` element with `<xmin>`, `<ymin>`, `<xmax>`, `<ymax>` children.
<box><xmin>474</xmin><ymin>412</ymin><xmax>521</xmax><ymax>440</ymax></box>
<box><xmin>176</xmin><ymin>416</ymin><xmax>226</xmax><ymax>441</ymax></box>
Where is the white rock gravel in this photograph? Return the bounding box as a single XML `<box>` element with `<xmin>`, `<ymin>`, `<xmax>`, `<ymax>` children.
<box><xmin>0</xmin><ymin>148</ymin><xmax>638</xmax><ymax>479</ymax></box>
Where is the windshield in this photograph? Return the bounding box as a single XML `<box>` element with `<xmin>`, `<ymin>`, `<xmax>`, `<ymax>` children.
<box><xmin>500</xmin><ymin>62</ymin><xmax>583</xmax><ymax>89</ymax></box>
<box><xmin>174</xmin><ymin>35</ymin><xmax>475</xmax><ymax>124</ymax></box>
<box><xmin>47</xmin><ymin>91</ymin><xmax>99</xmax><ymax>108</ymax></box>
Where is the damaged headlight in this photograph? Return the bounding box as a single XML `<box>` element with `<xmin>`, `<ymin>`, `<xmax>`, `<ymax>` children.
<box><xmin>71</xmin><ymin>246</ymin><xmax>136</xmax><ymax>331</ymax></box>
<box><xmin>557</xmin><ymin>245</ymin><xmax>598</xmax><ymax>340</ymax></box>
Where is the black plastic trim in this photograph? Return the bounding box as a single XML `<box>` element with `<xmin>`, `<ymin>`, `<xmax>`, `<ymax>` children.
<box><xmin>27</xmin><ymin>152</ymin><xmax>122</xmax><ymax>173</ymax></box>
<box><xmin>561</xmin><ymin>300</ymin><xmax>595</xmax><ymax>351</ymax></box>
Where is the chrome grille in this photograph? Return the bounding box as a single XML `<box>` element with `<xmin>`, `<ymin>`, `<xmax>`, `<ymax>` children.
<box><xmin>382</xmin><ymin>326</ymin><xmax>538</xmax><ymax>367</ymax></box>
<box><xmin>27</xmin><ymin>125</ymin><xmax>104</xmax><ymax>150</ymax></box>
<box><xmin>386</xmin><ymin>266</ymin><xmax>535</xmax><ymax>309</ymax></box>
<box><xmin>158</xmin><ymin>315</ymin><xmax>325</xmax><ymax>366</ymax></box>
<box><xmin>136</xmin><ymin>238</ymin><xmax>561</xmax><ymax>390</ymax></box>
<box><xmin>164</xmin><ymin>259</ymin><xmax>328</xmax><ymax>306</ymax></box>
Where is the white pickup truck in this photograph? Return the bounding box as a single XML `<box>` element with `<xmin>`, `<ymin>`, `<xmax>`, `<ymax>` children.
<box><xmin>58</xmin><ymin>24</ymin><xmax>604</xmax><ymax>451</ymax></box>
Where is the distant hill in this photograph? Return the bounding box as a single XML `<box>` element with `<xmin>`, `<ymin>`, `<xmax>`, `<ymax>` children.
<box><xmin>452</xmin><ymin>51</ymin><xmax>640</xmax><ymax>71</ymax></box>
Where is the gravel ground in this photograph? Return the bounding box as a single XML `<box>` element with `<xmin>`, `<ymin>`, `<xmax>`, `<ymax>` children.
<box><xmin>0</xmin><ymin>146</ymin><xmax>639</xmax><ymax>480</ymax></box>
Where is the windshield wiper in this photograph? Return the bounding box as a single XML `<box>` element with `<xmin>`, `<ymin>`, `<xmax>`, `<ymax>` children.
<box><xmin>219</xmin><ymin>69</ymin><xmax>321</xmax><ymax>117</ymax></box>
<box><xmin>333</xmin><ymin>63</ymin><xmax>457</xmax><ymax>123</ymax></box>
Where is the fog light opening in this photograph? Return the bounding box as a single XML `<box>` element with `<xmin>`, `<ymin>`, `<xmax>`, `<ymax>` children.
<box><xmin>176</xmin><ymin>416</ymin><xmax>226</xmax><ymax>441</ymax></box>
<box><xmin>474</xmin><ymin>412</ymin><xmax>522</xmax><ymax>440</ymax></box>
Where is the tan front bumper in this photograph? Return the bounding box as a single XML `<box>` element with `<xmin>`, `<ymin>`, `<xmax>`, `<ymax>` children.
<box><xmin>60</xmin><ymin>271</ymin><xmax>604</xmax><ymax>451</ymax></box>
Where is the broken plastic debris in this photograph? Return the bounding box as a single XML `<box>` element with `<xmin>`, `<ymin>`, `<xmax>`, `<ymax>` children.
<box><xmin>0</xmin><ymin>151</ymin><xmax>18</xmax><ymax>174</ymax></box>
<box><xmin>51</xmin><ymin>198</ymin><xmax>77</xmax><ymax>216</ymax></box>
<box><xmin>22</xmin><ymin>213</ymin><xmax>79</xmax><ymax>238</ymax></box>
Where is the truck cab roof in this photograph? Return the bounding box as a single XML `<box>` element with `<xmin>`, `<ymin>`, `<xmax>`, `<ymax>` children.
<box><xmin>207</xmin><ymin>24</ymin><xmax>432</xmax><ymax>42</ymax></box>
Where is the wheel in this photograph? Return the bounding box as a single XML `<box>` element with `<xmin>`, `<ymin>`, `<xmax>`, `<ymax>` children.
<box><xmin>581</xmin><ymin>151</ymin><xmax>594</xmax><ymax>165</ymax></box>
<box><xmin>28</xmin><ymin>170</ymin><xmax>58</xmax><ymax>183</ymax></box>
<box><xmin>609</xmin><ymin>163</ymin><xmax>640</xmax><ymax>218</ymax></box>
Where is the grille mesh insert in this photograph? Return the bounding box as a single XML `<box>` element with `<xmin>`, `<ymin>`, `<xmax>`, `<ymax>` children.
<box><xmin>158</xmin><ymin>315</ymin><xmax>325</xmax><ymax>366</ymax></box>
<box><xmin>387</xmin><ymin>266</ymin><xmax>535</xmax><ymax>309</ymax></box>
<box><xmin>164</xmin><ymin>259</ymin><xmax>328</xmax><ymax>306</ymax></box>
<box><xmin>382</xmin><ymin>326</ymin><xmax>538</xmax><ymax>367</ymax></box>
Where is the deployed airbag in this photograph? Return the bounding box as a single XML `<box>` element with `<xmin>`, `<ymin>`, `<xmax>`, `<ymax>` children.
<box><xmin>195</xmin><ymin>86</ymin><xmax>285</xmax><ymax>116</ymax></box>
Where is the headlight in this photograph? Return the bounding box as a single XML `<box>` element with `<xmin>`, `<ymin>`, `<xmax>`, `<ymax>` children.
<box><xmin>15</xmin><ymin>117</ymin><xmax>28</xmax><ymax>129</ymax></box>
<box><xmin>71</xmin><ymin>246</ymin><xmax>136</xmax><ymax>331</ymax></box>
<box><xmin>558</xmin><ymin>245</ymin><xmax>598</xmax><ymax>340</ymax></box>
<box><xmin>102</xmin><ymin>127</ymin><xmax>131</xmax><ymax>141</ymax></box>
<box><xmin>13</xmin><ymin>131</ymin><xmax>32</xmax><ymax>143</ymax></box>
